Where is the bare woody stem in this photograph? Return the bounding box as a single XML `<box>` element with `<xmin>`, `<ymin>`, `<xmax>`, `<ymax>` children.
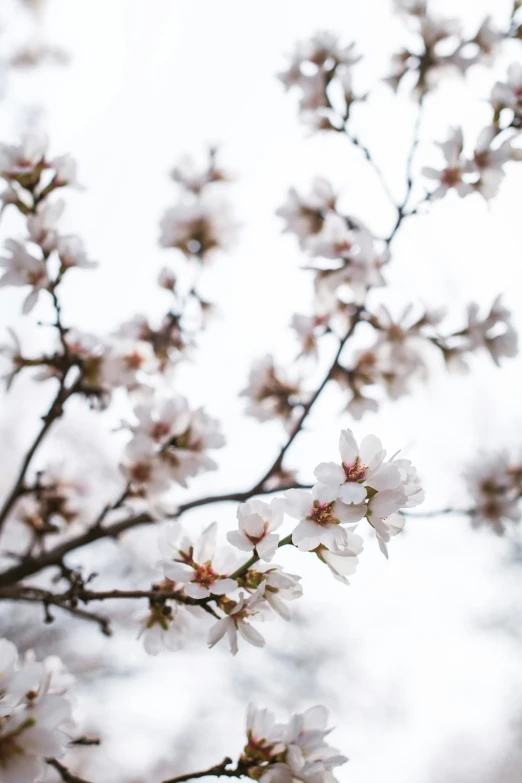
<box><xmin>162</xmin><ymin>758</ymin><xmax>245</xmax><ymax>783</ymax></box>
<box><xmin>46</xmin><ymin>759</ymin><xmax>93</xmax><ymax>783</ymax></box>
<box><xmin>0</xmin><ymin>377</ymin><xmax>79</xmax><ymax>535</ymax></box>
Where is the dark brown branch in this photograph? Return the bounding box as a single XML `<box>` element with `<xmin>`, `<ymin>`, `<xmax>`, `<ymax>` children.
<box><xmin>0</xmin><ymin>483</ymin><xmax>308</xmax><ymax>587</ymax></box>
<box><xmin>46</xmin><ymin>759</ymin><xmax>93</xmax><ymax>783</ymax></box>
<box><xmin>0</xmin><ymin>585</ymin><xmax>112</xmax><ymax>634</ymax></box>
<box><xmin>162</xmin><ymin>758</ymin><xmax>245</xmax><ymax>783</ymax></box>
<box><xmin>0</xmin><ymin>377</ymin><xmax>79</xmax><ymax>535</ymax></box>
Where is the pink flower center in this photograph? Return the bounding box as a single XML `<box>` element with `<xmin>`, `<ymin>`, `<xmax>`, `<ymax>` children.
<box><xmin>193</xmin><ymin>561</ymin><xmax>218</xmax><ymax>588</ymax></box>
<box><xmin>130</xmin><ymin>462</ymin><xmax>152</xmax><ymax>483</ymax></box>
<box><xmin>343</xmin><ymin>456</ymin><xmax>367</xmax><ymax>482</ymax></box>
<box><xmin>441</xmin><ymin>167</ymin><xmax>462</xmax><ymax>187</ymax></box>
<box><xmin>309</xmin><ymin>501</ymin><xmax>336</xmax><ymax>526</ymax></box>
<box><xmin>125</xmin><ymin>351</ymin><xmax>145</xmax><ymax>370</ymax></box>
<box><xmin>151</xmin><ymin>421</ymin><xmax>171</xmax><ymax>441</ymax></box>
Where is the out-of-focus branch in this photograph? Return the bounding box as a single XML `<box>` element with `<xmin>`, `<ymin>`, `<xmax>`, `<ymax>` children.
<box><xmin>0</xmin><ymin>376</ymin><xmax>80</xmax><ymax>535</ymax></box>
<box><xmin>162</xmin><ymin>757</ymin><xmax>245</xmax><ymax>783</ymax></box>
<box><xmin>403</xmin><ymin>507</ymin><xmax>471</xmax><ymax>518</ymax></box>
<box><xmin>46</xmin><ymin>759</ymin><xmax>93</xmax><ymax>783</ymax></box>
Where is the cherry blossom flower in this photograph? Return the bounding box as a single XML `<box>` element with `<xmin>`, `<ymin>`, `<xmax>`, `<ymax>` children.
<box><xmin>136</xmin><ymin>602</ymin><xmax>191</xmax><ymax>655</ymax></box>
<box><xmin>0</xmin><ymin>639</ymin><xmax>73</xmax><ymax>783</ymax></box>
<box><xmin>244</xmin><ymin>705</ymin><xmax>286</xmax><ymax>762</ymax></box>
<box><xmin>284</xmin><ymin>485</ymin><xmax>365</xmax><ymax>552</ymax></box>
<box><xmin>0</xmin><ymin>239</ymin><xmax>49</xmax><ymax>313</ymax></box>
<box><xmin>0</xmin><ymin>133</ymin><xmax>47</xmax><ymax>181</ymax></box>
<box><xmin>101</xmin><ymin>339</ymin><xmax>158</xmax><ymax>390</ymax></box>
<box><xmin>422</xmin><ymin>127</ymin><xmax>474</xmax><ymax>199</ymax></box>
<box><xmin>315</xmin><ymin>531</ymin><xmax>364</xmax><ymax>585</ymax></box>
<box><xmin>276</xmin><ymin>179</ymin><xmax>336</xmax><ymax>247</ymax></box>
<box><xmin>463</xmin><ymin>296</ymin><xmax>518</xmax><ymax>365</ymax></box>
<box><xmin>242</xmin><ymin>355</ymin><xmax>303</xmax><ymax>427</ymax></box>
<box><xmin>56</xmin><ymin>235</ymin><xmax>97</xmax><ymax>271</ymax></box>
<box><xmin>208</xmin><ymin>583</ymin><xmax>268</xmax><ymax>656</ymax></box>
<box><xmin>364</xmin><ymin>490</ymin><xmax>408</xmax><ymax>558</ymax></box>
<box><xmin>170</xmin><ymin>150</ymin><xmax>228</xmax><ymax>194</ymax></box>
<box><xmin>49</xmin><ymin>154</ymin><xmax>80</xmax><ymax>188</ymax></box>
<box><xmin>27</xmin><ymin>198</ymin><xmax>64</xmax><ymax>252</ymax></box>
<box><xmin>124</xmin><ymin>394</ymin><xmax>225</xmax><ymax>488</ymax></box>
<box><xmin>491</xmin><ymin>63</ymin><xmax>522</xmax><ymax>114</ymax></box>
<box><xmin>291</xmin><ymin>314</ymin><xmax>330</xmax><ymax>359</ymax></box>
<box><xmin>314</xmin><ymin>429</ymin><xmax>399</xmax><ymax>504</ymax></box>
<box><xmin>121</xmin><ymin>435</ymin><xmax>171</xmax><ymax>496</ymax></box>
<box><xmin>160</xmin><ymin>195</ymin><xmax>237</xmax><ymax>261</ymax></box>
<box><xmin>465</xmin><ymin>455</ymin><xmax>522</xmax><ymax>535</ymax></box>
<box><xmin>227</xmin><ymin>498</ymin><xmax>284</xmax><ymax>561</ymax></box>
<box><xmin>160</xmin><ymin>522</ymin><xmax>237</xmax><ymax>599</ymax></box>
<box><xmin>245</xmin><ymin>565</ymin><xmax>303</xmax><ymax>620</ymax></box>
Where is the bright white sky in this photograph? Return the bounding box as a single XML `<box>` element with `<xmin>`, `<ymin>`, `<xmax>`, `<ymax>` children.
<box><xmin>1</xmin><ymin>1</ymin><xmax>522</xmax><ymax>782</ymax></box>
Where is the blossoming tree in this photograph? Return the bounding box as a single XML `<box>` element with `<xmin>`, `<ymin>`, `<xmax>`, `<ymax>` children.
<box><xmin>0</xmin><ymin>1</ymin><xmax>521</xmax><ymax>781</ymax></box>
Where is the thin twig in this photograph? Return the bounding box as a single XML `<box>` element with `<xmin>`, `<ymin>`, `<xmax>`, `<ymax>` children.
<box><xmin>0</xmin><ymin>378</ymin><xmax>79</xmax><ymax>535</ymax></box>
<box><xmin>46</xmin><ymin>758</ymin><xmax>93</xmax><ymax>783</ymax></box>
<box><xmin>162</xmin><ymin>758</ymin><xmax>244</xmax><ymax>783</ymax></box>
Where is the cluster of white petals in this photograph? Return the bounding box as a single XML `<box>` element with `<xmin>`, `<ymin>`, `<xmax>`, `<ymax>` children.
<box><xmin>0</xmin><ymin>639</ymin><xmax>73</xmax><ymax>783</ymax></box>
<box><xmin>386</xmin><ymin>8</ymin><xmax>505</xmax><ymax>93</ymax></box>
<box><xmin>135</xmin><ymin>428</ymin><xmax>421</xmax><ymax>656</ymax></box>
<box><xmin>121</xmin><ymin>393</ymin><xmax>225</xmax><ymax>495</ymax></box>
<box><xmin>423</xmin><ymin>126</ymin><xmax>522</xmax><ymax>201</ymax></box>
<box><xmin>278</xmin><ymin>31</ymin><xmax>361</xmax><ymax>130</ymax></box>
<box><xmin>242</xmin><ymin>704</ymin><xmax>347</xmax><ymax>783</ymax></box>
<box><xmin>465</xmin><ymin>455</ymin><xmax>522</xmax><ymax>535</ymax></box>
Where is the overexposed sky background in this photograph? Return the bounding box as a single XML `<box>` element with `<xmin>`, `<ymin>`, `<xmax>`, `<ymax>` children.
<box><xmin>1</xmin><ymin>1</ymin><xmax>522</xmax><ymax>782</ymax></box>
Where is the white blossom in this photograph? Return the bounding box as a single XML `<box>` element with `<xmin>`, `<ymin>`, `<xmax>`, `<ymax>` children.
<box><xmin>316</xmin><ymin>532</ymin><xmax>364</xmax><ymax>585</ymax></box>
<box><xmin>56</xmin><ymin>235</ymin><xmax>97</xmax><ymax>271</ymax></box>
<box><xmin>0</xmin><ymin>639</ymin><xmax>73</xmax><ymax>783</ymax></box>
<box><xmin>208</xmin><ymin>583</ymin><xmax>268</xmax><ymax>656</ymax></box>
<box><xmin>314</xmin><ymin>429</ymin><xmax>398</xmax><ymax>504</ymax></box>
<box><xmin>248</xmin><ymin>565</ymin><xmax>303</xmax><ymax>620</ymax></box>
<box><xmin>0</xmin><ymin>239</ymin><xmax>49</xmax><ymax>313</ymax></box>
<box><xmin>160</xmin><ymin>195</ymin><xmax>237</xmax><ymax>260</ymax></box>
<box><xmin>136</xmin><ymin>602</ymin><xmax>191</xmax><ymax>655</ymax></box>
<box><xmin>27</xmin><ymin>199</ymin><xmax>64</xmax><ymax>252</ymax></box>
<box><xmin>276</xmin><ymin>179</ymin><xmax>335</xmax><ymax>247</ymax></box>
<box><xmin>284</xmin><ymin>485</ymin><xmax>365</xmax><ymax>552</ymax></box>
<box><xmin>0</xmin><ymin>133</ymin><xmax>47</xmax><ymax>180</ymax></box>
<box><xmin>491</xmin><ymin>63</ymin><xmax>522</xmax><ymax>113</ymax></box>
<box><xmin>227</xmin><ymin>499</ymin><xmax>284</xmax><ymax>561</ymax></box>
<box><xmin>160</xmin><ymin>522</ymin><xmax>237</xmax><ymax>599</ymax></box>
<box><xmin>422</xmin><ymin>127</ymin><xmax>474</xmax><ymax>199</ymax></box>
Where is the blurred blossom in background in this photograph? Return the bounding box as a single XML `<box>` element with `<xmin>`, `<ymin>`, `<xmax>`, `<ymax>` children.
<box><xmin>1</xmin><ymin>1</ymin><xmax>522</xmax><ymax>782</ymax></box>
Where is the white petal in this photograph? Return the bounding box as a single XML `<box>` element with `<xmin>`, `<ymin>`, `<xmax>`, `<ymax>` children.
<box><xmin>237</xmin><ymin>622</ymin><xmax>266</xmax><ymax>648</ymax></box>
<box><xmin>210</xmin><ymin>577</ymin><xmax>237</xmax><ymax>595</ymax></box>
<box><xmin>292</xmin><ymin>518</ymin><xmax>322</xmax><ymax>551</ymax></box>
<box><xmin>338</xmin><ymin>483</ymin><xmax>367</xmax><ymax>504</ymax></box>
<box><xmin>284</xmin><ymin>488</ymin><xmax>312</xmax><ymax>520</ymax></box>
<box><xmin>339</xmin><ymin>429</ymin><xmax>358</xmax><ymax>465</ymax></box>
<box><xmin>256</xmin><ymin>533</ymin><xmax>279</xmax><ymax>562</ymax></box>
<box><xmin>313</xmin><ymin>461</ymin><xmax>345</xmax><ymax>485</ymax></box>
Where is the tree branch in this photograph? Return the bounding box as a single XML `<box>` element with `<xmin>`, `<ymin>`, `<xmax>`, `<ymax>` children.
<box><xmin>0</xmin><ymin>376</ymin><xmax>79</xmax><ymax>535</ymax></box>
<box><xmin>46</xmin><ymin>758</ymin><xmax>93</xmax><ymax>783</ymax></box>
<box><xmin>162</xmin><ymin>758</ymin><xmax>245</xmax><ymax>783</ymax></box>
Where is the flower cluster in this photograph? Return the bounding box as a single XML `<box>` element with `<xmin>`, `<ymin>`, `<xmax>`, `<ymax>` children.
<box><xmin>0</xmin><ymin>639</ymin><xmax>73</xmax><ymax>783</ymax></box>
<box><xmin>423</xmin><ymin>125</ymin><xmax>522</xmax><ymax>201</ymax></box>
<box><xmin>137</xmin><ymin>428</ymin><xmax>422</xmax><ymax>656</ymax></box>
<box><xmin>465</xmin><ymin>454</ymin><xmax>522</xmax><ymax>535</ymax></box>
<box><xmin>239</xmin><ymin>704</ymin><xmax>347</xmax><ymax>783</ymax></box>
<box><xmin>160</xmin><ymin>148</ymin><xmax>237</xmax><ymax>263</ymax></box>
<box><xmin>241</xmin><ymin>355</ymin><xmax>307</xmax><ymax>429</ymax></box>
<box><xmin>387</xmin><ymin>6</ymin><xmax>508</xmax><ymax>94</ymax></box>
<box><xmin>121</xmin><ymin>393</ymin><xmax>225</xmax><ymax>498</ymax></box>
<box><xmin>278</xmin><ymin>31</ymin><xmax>361</xmax><ymax>130</ymax></box>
